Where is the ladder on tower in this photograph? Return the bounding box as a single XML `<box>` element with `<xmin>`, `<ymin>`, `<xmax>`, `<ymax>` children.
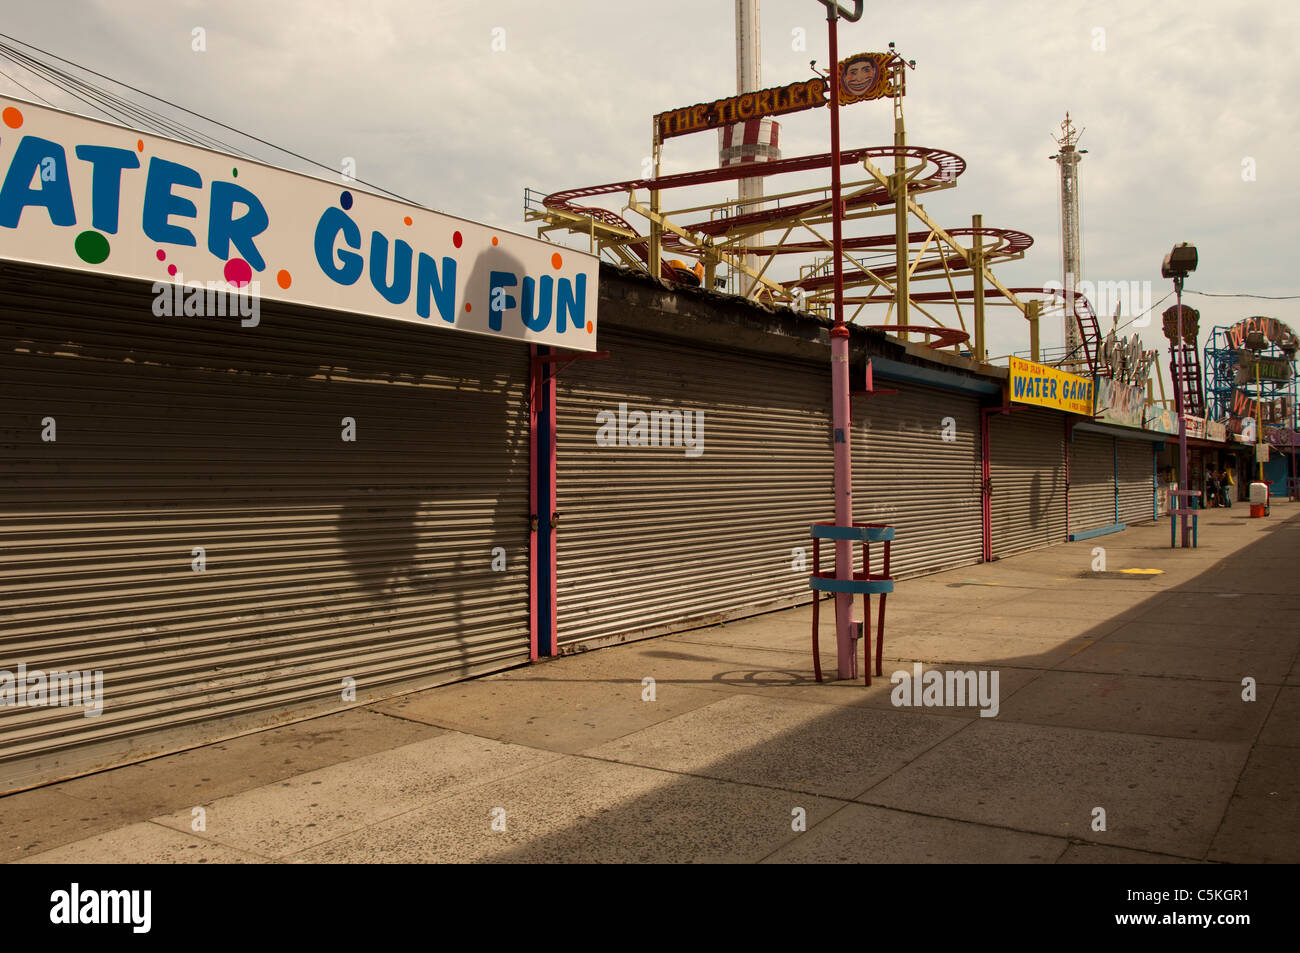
<box><xmin>1172</xmin><ymin>343</ymin><xmax>1205</xmax><ymax>416</ymax></box>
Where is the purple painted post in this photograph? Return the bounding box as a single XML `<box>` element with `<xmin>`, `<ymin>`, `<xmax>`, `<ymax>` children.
<box><xmin>821</xmin><ymin>0</ymin><xmax>863</xmax><ymax>679</ymax></box>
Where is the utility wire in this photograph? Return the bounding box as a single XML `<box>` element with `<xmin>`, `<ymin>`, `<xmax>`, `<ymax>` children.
<box><xmin>1185</xmin><ymin>290</ymin><xmax>1300</xmax><ymax>301</ymax></box>
<box><xmin>0</xmin><ymin>30</ymin><xmax>423</xmax><ymax>207</ymax></box>
<box><xmin>0</xmin><ymin>63</ymin><xmax>53</xmax><ymax>105</ymax></box>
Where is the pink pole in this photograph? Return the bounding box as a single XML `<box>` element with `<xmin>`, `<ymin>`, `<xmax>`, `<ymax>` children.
<box><xmin>826</xmin><ymin>6</ymin><xmax>855</xmax><ymax>679</ymax></box>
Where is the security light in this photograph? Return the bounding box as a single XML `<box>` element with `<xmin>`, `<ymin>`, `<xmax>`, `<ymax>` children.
<box><xmin>1160</xmin><ymin>242</ymin><xmax>1198</xmax><ymax>279</ymax></box>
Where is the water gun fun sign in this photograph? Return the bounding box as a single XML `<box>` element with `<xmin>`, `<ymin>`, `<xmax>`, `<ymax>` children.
<box><xmin>0</xmin><ymin>96</ymin><xmax>599</xmax><ymax>350</ymax></box>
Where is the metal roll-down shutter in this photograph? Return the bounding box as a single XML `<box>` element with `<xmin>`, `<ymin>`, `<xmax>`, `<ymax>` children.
<box><xmin>989</xmin><ymin>406</ymin><xmax>1067</xmax><ymax>558</ymax></box>
<box><xmin>1117</xmin><ymin>438</ymin><xmax>1157</xmax><ymax>525</ymax></box>
<box><xmin>1069</xmin><ymin>431</ymin><xmax>1117</xmax><ymax>536</ymax></box>
<box><xmin>555</xmin><ymin>327</ymin><xmax>832</xmax><ymax>648</ymax></box>
<box><xmin>852</xmin><ymin>382</ymin><xmax>982</xmax><ymax>578</ymax></box>
<box><xmin>0</xmin><ymin>264</ymin><xmax>530</xmax><ymax>792</ymax></box>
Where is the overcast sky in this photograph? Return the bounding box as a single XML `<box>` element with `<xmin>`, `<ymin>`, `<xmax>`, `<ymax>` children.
<box><xmin>3</xmin><ymin>0</ymin><xmax>1298</xmax><ymax>379</ymax></box>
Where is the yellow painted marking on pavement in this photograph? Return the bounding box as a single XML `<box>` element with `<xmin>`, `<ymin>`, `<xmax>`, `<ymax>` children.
<box><xmin>1119</xmin><ymin>568</ymin><xmax>1164</xmax><ymax>575</ymax></box>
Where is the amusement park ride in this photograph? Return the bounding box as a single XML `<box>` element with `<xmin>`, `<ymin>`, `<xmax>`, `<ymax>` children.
<box><xmin>524</xmin><ymin>29</ymin><xmax>1107</xmax><ymax>376</ymax></box>
<box><xmin>524</xmin><ymin>0</ymin><xmax>1118</xmax><ymax>681</ymax></box>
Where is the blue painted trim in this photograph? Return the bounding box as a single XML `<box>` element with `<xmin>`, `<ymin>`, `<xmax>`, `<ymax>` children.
<box><xmin>810</xmin><ymin>524</ymin><xmax>895</xmax><ymax>541</ymax></box>
<box><xmin>537</xmin><ymin>346</ymin><xmax>555</xmax><ymax>657</ymax></box>
<box><xmin>869</xmin><ymin>356</ymin><xmax>1002</xmax><ymax>395</ymax></box>
<box><xmin>810</xmin><ymin>576</ymin><xmax>896</xmax><ymax>595</ymax></box>
<box><xmin>1069</xmin><ymin>523</ymin><xmax>1127</xmax><ymax>542</ymax></box>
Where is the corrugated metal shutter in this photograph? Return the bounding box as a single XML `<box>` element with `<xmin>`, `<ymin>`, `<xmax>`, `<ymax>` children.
<box><xmin>852</xmin><ymin>382</ymin><xmax>982</xmax><ymax>577</ymax></box>
<box><xmin>989</xmin><ymin>406</ymin><xmax>1067</xmax><ymax>558</ymax></box>
<box><xmin>0</xmin><ymin>264</ymin><xmax>530</xmax><ymax>793</ymax></box>
<box><xmin>555</xmin><ymin>328</ymin><xmax>831</xmax><ymax>647</ymax></box>
<box><xmin>1117</xmin><ymin>439</ymin><xmax>1156</xmax><ymax>525</ymax></box>
<box><xmin>1069</xmin><ymin>432</ymin><xmax>1117</xmax><ymax>535</ymax></box>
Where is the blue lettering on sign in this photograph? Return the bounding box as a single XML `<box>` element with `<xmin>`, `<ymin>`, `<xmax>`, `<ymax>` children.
<box><xmin>208</xmin><ymin>180</ymin><xmax>268</xmax><ymax>270</ymax></box>
<box><xmin>369</xmin><ymin>231</ymin><xmax>412</xmax><ymax>305</ymax></box>
<box><xmin>557</xmin><ymin>273</ymin><xmax>586</xmax><ymax>333</ymax></box>
<box><xmin>74</xmin><ymin>145</ymin><xmax>139</xmax><ymax>234</ymax></box>
<box><xmin>314</xmin><ymin>206</ymin><xmax>364</xmax><ymax>285</ymax></box>
<box><xmin>142</xmin><ymin>157</ymin><xmax>202</xmax><ymax>247</ymax></box>
<box><xmin>415</xmin><ymin>253</ymin><xmax>457</xmax><ymax>323</ymax></box>
<box><xmin>488</xmin><ymin>270</ymin><xmax>518</xmax><ymax>331</ymax></box>
<box><xmin>0</xmin><ymin>136</ymin><xmax>74</xmax><ymax>228</ymax></box>
<box><xmin>522</xmin><ymin>275</ymin><xmax>553</xmax><ymax>331</ymax></box>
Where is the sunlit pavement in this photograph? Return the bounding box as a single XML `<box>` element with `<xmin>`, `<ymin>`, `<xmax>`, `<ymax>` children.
<box><xmin>7</xmin><ymin>504</ymin><xmax>1298</xmax><ymax>864</ymax></box>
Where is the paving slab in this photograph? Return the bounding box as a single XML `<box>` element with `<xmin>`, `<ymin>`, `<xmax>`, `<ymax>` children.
<box><xmin>996</xmin><ymin>670</ymin><xmax>1275</xmax><ymax>743</ymax></box>
<box><xmin>859</xmin><ymin>720</ymin><xmax>1249</xmax><ymax>857</ymax></box>
<box><xmin>1096</xmin><ymin>619</ymin><xmax>1296</xmax><ymax>654</ymax></box>
<box><xmin>763</xmin><ymin>802</ymin><xmax>1066</xmax><ymax>864</ymax></box>
<box><xmin>288</xmin><ymin>755</ymin><xmax>843</xmax><ymax>864</ymax></box>
<box><xmin>147</xmin><ymin>732</ymin><xmax>560</xmax><ymax>859</ymax></box>
<box><xmin>18</xmin><ymin>821</ymin><xmax>266</xmax><ymax>864</ymax></box>
<box><xmin>53</xmin><ymin>708</ymin><xmax>441</xmax><ymax>821</ymax></box>
<box><xmin>1055</xmin><ymin>843</ymin><xmax>1200</xmax><ymax>863</ymax></box>
<box><xmin>1259</xmin><ymin>688</ymin><xmax>1300</xmax><ymax>748</ymax></box>
<box><xmin>0</xmin><ymin>785</ymin><xmax>126</xmax><ymax>864</ymax></box>
<box><xmin>371</xmin><ymin>668</ymin><xmax>726</xmax><ymax>754</ymax></box>
<box><xmin>1053</xmin><ymin>638</ymin><xmax>1292</xmax><ymax>682</ymax></box>
<box><xmin>586</xmin><ymin>692</ymin><xmax>965</xmax><ymax>799</ymax></box>
<box><xmin>1208</xmin><ymin>744</ymin><xmax>1300</xmax><ymax>864</ymax></box>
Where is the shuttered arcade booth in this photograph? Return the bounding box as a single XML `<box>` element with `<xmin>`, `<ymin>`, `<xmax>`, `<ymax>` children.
<box><xmin>0</xmin><ymin>264</ymin><xmax>531</xmax><ymax>792</ymax></box>
<box><xmin>988</xmin><ymin>406</ymin><xmax>1068</xmax><ymax>558</ymax></box>
<box><xmin>553</xmin><ymin>323</ymin><xmax>833</xmax><ymax>649</ymax></box>
<box><xmin>1067</xmin><ymin>424</ymin><xmax>1163</xmax><ymax>540</ymax></box>
<box><xmin>852</xmin><ymin>369</ymin><xmax>987</xmax><ymax>578</ymax></box>
<box><xmin>1117</xmin><ymin>434</ymin><xmax>1159</xmax><ymax>525</ymax></box>
<box><xmin>1067</xmin><ymin>429</ymin><xmax>1119</xmax><ymax>540</ymax></box>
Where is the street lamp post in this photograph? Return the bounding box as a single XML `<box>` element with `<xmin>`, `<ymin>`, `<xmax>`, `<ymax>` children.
<box><xmin>1162</xmin><ymin>243</ymin><xmax>1198</xmax><ymax>548</ymax></box>
<box><xmin>817</xmin><ymin>0</ymin><xmax>863</xmax><ymax>679</ymax></box>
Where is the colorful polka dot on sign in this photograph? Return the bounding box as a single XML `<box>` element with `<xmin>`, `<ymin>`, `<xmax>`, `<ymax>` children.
<box><xmin>551</xmin><ymin>253</ymin><xmax>563</xmax><ymax>269</ymax></box>
<box><xmin>156</xmin><ymin>249</ymin><xmax>166</xmax><ymax>261</ymax></box>
<box><xmin>464</xmin><ymin>302</ymin><xmax>472</xmax><ymax>312</ymax></box>
<box><xmin>277</xmin><ymin>269</ymin><xmax>292</xmax><ymax>289</ymax></box>
<box><xmin>136</xmin><ymin>139</ymin><xmax>144</xmax><ymax>153</ymax></box>
<box><xmin>586</xmin><ymin>320</ymin><xmax>594</xmax><ymax>334</ymax></box>
<box><xmin>2</xmin><ymin>106</ymin><xmax>22</xmax><ymax>129</ymax></box>
<box><xmin>452</xmin><ymin>231</ymin><xmax>462</xmax><ymax>249</ymax></box>
<box><xmin>491</xmin><ymin>236</ymin><xmax>498</xmax><ymax>246</ymax></box>
<box><xmin>232</xmin><ymin>168</ymin><xmax>238</xmax><ymax>178</ymax></box>
<box><xmin>403</xmin><ymin>216</ymin><xmax>412</xmax><ymax>226</ymax></box>
<box><xmin>74</xmin><ymin>230</ymin><xmax>110</xmax><ymax>264</ymax></box>
<box><xmin>224</xmin><ymin>258</ymin><xmax>252</xmax><ymax>288</ymax></box>
<box><xmin>340</xmin><ymin>191</ymin><xmax>353</xmax><ymax>210</ymax></box>
<box><xmin>167</xmin><ymin>264</ymin><xmax>177</xmax><ymax>276</ymax></box>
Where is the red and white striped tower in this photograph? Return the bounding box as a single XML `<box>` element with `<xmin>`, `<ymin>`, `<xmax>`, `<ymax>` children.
<box><xmin>720</xmin><ymin>0</ymin><xmax>781</xmax><ymax>279</ymax></box>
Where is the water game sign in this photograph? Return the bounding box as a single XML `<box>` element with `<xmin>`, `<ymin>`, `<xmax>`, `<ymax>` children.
<box><xmin>1008</xmin><ymin>357</ymin><xmax>1094</xmax><ymax>416</ymax></box>
<box><xmin>655</xmin><ymin>52</ymin><xmax>894</xmax><ymax>140</ymax></box>
<box><xmin>0</xmin><ymin>96</ymin><xmax>599</xmax><ymax>351</ymax></box>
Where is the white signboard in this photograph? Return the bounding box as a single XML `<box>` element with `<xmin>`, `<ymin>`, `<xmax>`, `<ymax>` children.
<box><xmin>0</xmin><ymin>96</ymin><xmax>599</xmax><ymax>350</ymax></box>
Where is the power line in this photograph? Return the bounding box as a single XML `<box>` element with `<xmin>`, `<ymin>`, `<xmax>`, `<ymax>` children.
<box><xmin>1185</xmin><ymin>290</ymin><xmax>1300</xmax><ymax>301</ymax></box>
<box><xmin>0</xmin><ymin>30</ymin><xmax>424</xmax><ymax>207</ymax></box>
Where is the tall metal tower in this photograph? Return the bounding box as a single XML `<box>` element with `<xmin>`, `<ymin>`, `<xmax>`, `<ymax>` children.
<box><xmin>1050</xmin><ymin>114</ymin><xmax>1087</xmax><ymax>374</ymax></box>
<box><xmin>720</xmin><ymin>0</ymin><xmax>779</xmax><ymax>276</ymax></box>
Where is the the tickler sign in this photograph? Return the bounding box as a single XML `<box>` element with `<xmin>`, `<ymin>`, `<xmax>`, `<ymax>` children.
<box><xmin>1008</xmin><ymin>357</ymin><xmax>1094</xmax><ymax>416</ymax></box>
<box><xmin>0</xmin><ymin>96</ymin><xmax>599</xmax><ymax>350</ymax></box>
<box><xmin>655</xmin><ymin>52</ymin><xmax>895</xmax><ymax>140</ymax></box>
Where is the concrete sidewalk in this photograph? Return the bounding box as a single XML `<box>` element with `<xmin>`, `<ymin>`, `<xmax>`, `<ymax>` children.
<box><xmin>6</xmin><ymin>506</ymin><xmax>1298</xmax><ymax>864</ymax></box>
